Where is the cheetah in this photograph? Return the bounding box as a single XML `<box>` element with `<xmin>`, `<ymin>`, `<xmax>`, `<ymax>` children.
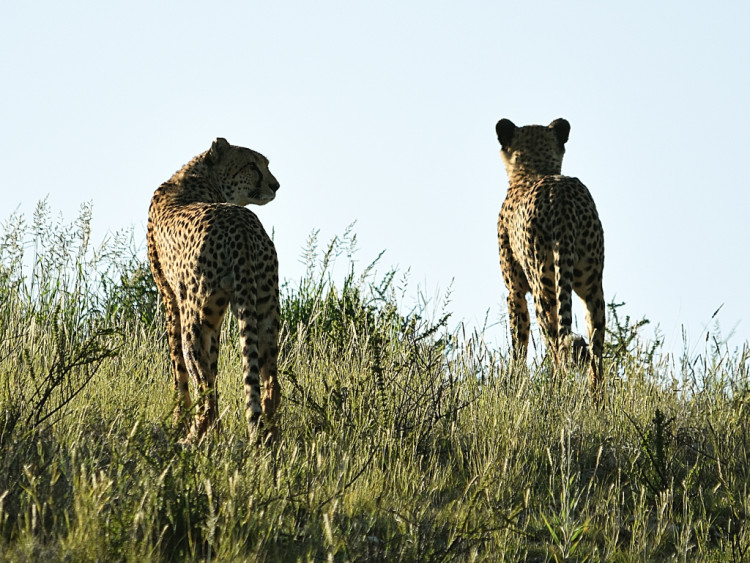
<box><xmin>147</xmin><ymin>138</ymin><xmax>281</xmax><ymax>442</ymax></box>
<box><xmin>495</xmin><ymin>118</ymin><xmax>605</xmax><ymax>387</ymax></box>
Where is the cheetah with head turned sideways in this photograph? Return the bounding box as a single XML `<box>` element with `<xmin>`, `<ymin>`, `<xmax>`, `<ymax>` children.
<box><xmin>495</xmin><ymin>118</ymin><xmax>605</xmax><ymax>387</ymax></box>
<box><xmin>147</xmin><ymin>138</ymin><xmax>280</xmax><ymax>442</ymax></box>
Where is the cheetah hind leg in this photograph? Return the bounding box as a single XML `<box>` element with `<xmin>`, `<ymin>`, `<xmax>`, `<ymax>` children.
<box><xmin>163</xmin><ymin>297</ymin><xmax>192</xmax><ymax>433</ymax></box>
<box><xmin>583</xmin><ymin>283</ymin><xmax>606</xmax><ymax>392</ymax></box>
<box><xmin>506</xmin><ymin>289</ymin><xmax>531</xmax><ymax>365</ymax></box>
<box><xmin>179</xmin><ymin>287</ymin><xmax>230</xmax><ymax>443</ymax></box>
<box><xmin>148</xmin><ymin>245</ymin><xmax>192</xmax><ymax>432</ymax></box>
<box><xmin>499</xmin><ymin>240</ymin><xmax>531</xmax><ymax>367</ymax></box>
<box><xmin>183</xmin><ymin>286</ymin><xmax>235</xmax><ymax>442</ymax></box>
<box><xmin>181</xmin><ymin>324</ymin><xmax>222</xmax><ymax>442</ymax></box>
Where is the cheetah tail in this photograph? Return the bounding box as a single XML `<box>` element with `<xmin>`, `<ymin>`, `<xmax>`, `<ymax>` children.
<box><xmin>553</xmin><ymin>233</ymin><xmax>575</xmax><ymax>358</ymax></box>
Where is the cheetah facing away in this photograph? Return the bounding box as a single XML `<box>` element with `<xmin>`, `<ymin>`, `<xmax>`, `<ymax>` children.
<box><xmin>147</xmin><ymin>138</ymin><xmax>280</xmax><ymax>442</ymax></box>
<box><xmin>495</xmin><ymin>118</ymin><xmax>605</xmax><ymax>387</ymax></box>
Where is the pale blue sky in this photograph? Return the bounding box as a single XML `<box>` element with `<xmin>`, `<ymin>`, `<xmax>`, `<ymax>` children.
<box><xmin>3</xmin><ymin>1</ymin><xmax>749</xmax><ymax>358</ymax></box>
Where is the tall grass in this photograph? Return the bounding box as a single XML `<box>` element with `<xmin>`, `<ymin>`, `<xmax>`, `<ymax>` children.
<box><xmin>0</xmin><ymin>202</ymin><xmax>749</xmax><ymax>561</ymax></box>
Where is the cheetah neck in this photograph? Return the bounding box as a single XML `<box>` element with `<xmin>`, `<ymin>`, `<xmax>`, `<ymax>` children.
<box><xmin>160</xmin><ymin>156</ymin><xmax>223</xmax><ymax>205</ymax></box>
<box><xmin>505</xmin><ymin>157</ymin><xmax>563</xmax><ymax>185</ymax></box>
<box><xmin>172</xmin><ymin>154</ymin><xmax>211</xmax><ymax>183</ymax></box>
<box><xmin>507</xmin><ymin>172</ymin><xmax>548</xmax><ymax>191</ymax></box>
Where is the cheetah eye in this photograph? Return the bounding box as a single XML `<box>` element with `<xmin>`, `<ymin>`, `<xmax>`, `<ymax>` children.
<box><xmin>242</xmin><ymin>162</ymin><xmax>260</xmax><ymax>173</ymax></box>
<box><xmin>231</xmin><ymin>161</ymin><xmax>260</xmax><ymax>180</ymax></box>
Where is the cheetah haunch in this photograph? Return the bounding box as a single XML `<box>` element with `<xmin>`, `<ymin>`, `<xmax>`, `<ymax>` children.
<box><xmin>495</xmin><ymin>118</ymin><xmax>605</xmax><ymax>387</ymax></box>
<box><xmin>147</xmin><ymin>138</ymin><xmax>280</xmax><ymax>442</ymax></box>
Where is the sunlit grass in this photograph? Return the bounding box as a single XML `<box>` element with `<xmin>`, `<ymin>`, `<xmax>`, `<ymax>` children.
<box><xmin>0</xmin><ymin>203</ymin><xmax>748</xmax><ymax>561</ymax></box>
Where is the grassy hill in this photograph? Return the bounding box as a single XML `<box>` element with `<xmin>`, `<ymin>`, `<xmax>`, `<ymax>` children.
<box><xmin>1</xmin><ymin>202</ymin><xmax>748</xmax><ymax>561</ymax></box>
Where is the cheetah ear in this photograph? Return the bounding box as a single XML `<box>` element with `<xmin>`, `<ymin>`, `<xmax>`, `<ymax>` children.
<box><xmin>549</xmin><ymin>119</ymin><xmax>570</xmax><ymax>148</ymax></box>
<box><xmin>207</xmin><ymin>137</ymin><xmax>230</xmax><ymax>164</ymax></box>
<box><xmin>495</xmin><ymin>119</ymin><xmax>516</xmax><ymax>148</ymax></box>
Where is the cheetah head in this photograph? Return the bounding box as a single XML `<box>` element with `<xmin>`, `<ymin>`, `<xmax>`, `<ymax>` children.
<box><xmin>205</xmin><ymin>138</ymin><xmax>280</xmax><ymax>206</ymax></box>
<box><xmin>495</xmin><ymin>118</ymin><xmax>570</xmax><ymax>178</ymax></box>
